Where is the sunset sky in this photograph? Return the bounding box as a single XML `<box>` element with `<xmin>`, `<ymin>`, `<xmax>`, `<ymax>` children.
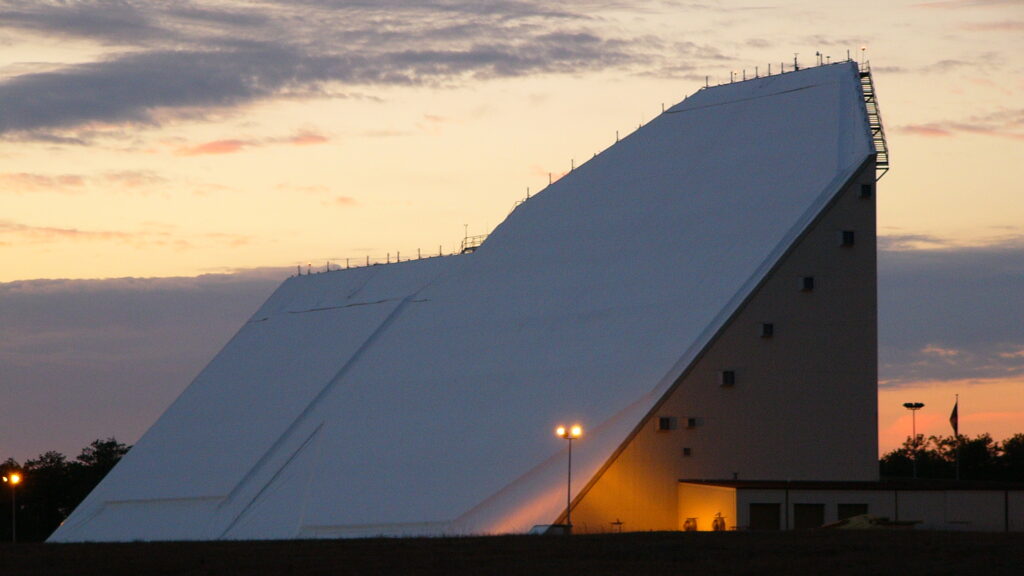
<box><xmin>2</xmin><ymin>0</ymin><xmax>1023</xmax><ymax>462</ymax></box>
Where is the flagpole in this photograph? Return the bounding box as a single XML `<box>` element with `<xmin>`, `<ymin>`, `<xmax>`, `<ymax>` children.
<box><xmin>955</xmin><ymin>394</ymin><xmax>960</xmax><ymax>481</ymax></box>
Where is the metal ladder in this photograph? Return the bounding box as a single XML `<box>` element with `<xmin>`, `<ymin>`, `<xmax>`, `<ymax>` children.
<box><xmin>859</xmin><ymin>62</ymin><xmax>890</xmax><ymax>181</ymax></box>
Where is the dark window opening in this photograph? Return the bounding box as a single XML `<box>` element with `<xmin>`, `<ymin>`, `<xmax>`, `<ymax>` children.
<box><xmin>657</xmin><ymin>416</ymin><xmax>677</xmax><ymax>431</ymax></box>
<box><xmin>686</xmin><ymin>417</ymin><xmax>697</xmax><ymax>429</ymax></box>
<box><xmin>860</xmin><ymin>183</ymin><xmax>873</xmax><ymax>198</ymax></box>
<box><xmin>801</xmin><ymin>276</ymin><xmax>814</xmax><ymax>292</ymax></box>
<box><xmin>682</xmin><ymin>447</ymin><xmax>692</xmax><ymax>457</ymax></box>
<box><xmin>720</xmin><ymin>370</ymin><xmax>736</xmax><ymax>387</ymax></box>
<box><xmin>841</xmin><ymin>230</ymin><xmax>855</xmax><ymax>246</ymax></box>
<box><xmin>760</xmin><ymin>322</ymin><xmax>774</xmax><ymax>338</ymax></box>
<box><xmin>793</xmin><ymin>504</ymin><xmax>826</xmax><ymax>530</ymax></box>
<box><xmin>749</xmin><ymin>503</ymin><xmax>781</xmax><ymax>531</ymax></box>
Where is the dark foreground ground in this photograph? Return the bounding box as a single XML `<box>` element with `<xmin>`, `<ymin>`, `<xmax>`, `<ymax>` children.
<box><xmin>2</xmin><ymin>531</ymin><xmax>1022</xmax><ymax>576</ymax></box>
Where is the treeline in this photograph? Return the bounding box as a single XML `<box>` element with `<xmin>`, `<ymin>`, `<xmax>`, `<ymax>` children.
<box><xmin>1</xmin><ymin>438</ymin><xmax>130</xmax><ymax>542</ymax></box>
<box><xmin>880</xmin><ymin>433</ymin><xmax>1024</xmax><ymax>481</ymax></box>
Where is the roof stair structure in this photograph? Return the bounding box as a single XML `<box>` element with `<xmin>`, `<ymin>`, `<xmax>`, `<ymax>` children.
<box><xmin>859</xmin><ymin>62</ymin><xmax>890</xmax><ymax>181</ymax></box>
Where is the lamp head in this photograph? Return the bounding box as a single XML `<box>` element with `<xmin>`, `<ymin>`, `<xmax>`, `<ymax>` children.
<box><xmin>556</xmin><ymin>424</ymin><xmax>582</xmax><ymax>439</ymax></box>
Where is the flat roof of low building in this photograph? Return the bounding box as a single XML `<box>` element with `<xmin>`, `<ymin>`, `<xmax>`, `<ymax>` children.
<box><xmin>680</xmin><ymin>479</ymin><xmax>1024</xmax><ymax>491</ymax></box>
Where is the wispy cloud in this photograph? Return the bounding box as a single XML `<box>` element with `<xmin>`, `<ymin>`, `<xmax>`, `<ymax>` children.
<box><xmin>175</xmin><ymin>139</ymin><xmax>250</xmax><ymax>156</ymax></box>
<box><xmin>914</xmin><ymin>0</ymin><xmax>1021</xmax><ymax>9</ymax></box>
<box><xmin>174</xmin><ymin>130</ymin><xmax>331</xmax><ymax>156</ymax></box>
<box><xmin>0</xmin><ymin>172</ymin><xmax>86</xmax><ymax>193</ymax></box>
<box><xmin>0</xmin><ymin>169</ymin><xmax>167</xmax><ymax>194</ymax></box>
<box><xmin>329</xmin><ymin>196</ymin><xmax>357</xmax><ymax>207</ymax></box>
<box><xmin>895</xmin><ymin>108</ymin><xmax>1024</xmax><ymax>141</ymax></box>
<box><xmin>896</xmin><ymin>124</ymin><xmax>954</xmax><ymax>138</ymax></box>
<box><xmin>0</xmin><ymin>219</ymin><xmax>251</xmax><ymax>249</ymax></box>
<box><xmin>0</xmin><ymin>1</ymin><xmax>667</xmax><ymax>143</ymax></box>
<box><xmin>961</xmin><ymin>20</ymin><xmax>1024</xmax><ymax>31</ymax></box>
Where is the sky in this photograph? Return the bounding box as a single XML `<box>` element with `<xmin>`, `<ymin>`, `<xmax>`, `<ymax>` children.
<box><xmin>1</xmin><ymin>0</ymin><xmax>1023</xmax><ymax>463</ymax></box>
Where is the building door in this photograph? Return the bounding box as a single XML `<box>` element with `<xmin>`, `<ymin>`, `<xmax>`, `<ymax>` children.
<box><xmin>793</xmin><ymin>503</ymin><xmax>825</xmax><ymax>530</ymax></box>
<box><xmin>748</xmin><ymin>503</ymin><xmax>781</xmax><ymax>530</ymax></box>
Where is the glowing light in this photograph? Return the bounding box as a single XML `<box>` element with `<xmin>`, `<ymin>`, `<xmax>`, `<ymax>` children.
<box><xmin>555</xmin><ymin>424</ymin><xmax>582</xmax><ymax>439</ymax></box>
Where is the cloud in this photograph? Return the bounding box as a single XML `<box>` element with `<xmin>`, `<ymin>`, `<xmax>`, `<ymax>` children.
<box><xmin>174</xmin><ymin>130</ymin><xmax>330</xmax><ymax>156</ymax></box>
<box><xmin>330</xmin><ymin>196</ymin><xmax>357</xmax><ymax>206</ymax></box>
<box><xmin>0</xmin><ymin>2</ymin><xmax>666</xmax><ymax>142</ymax></box>
<box><xmin>895</xmin><ymin>108</ymin><xmax>1024</xmax><ymax>140</ymax></box>
<box><xmin>896</xmin><ymin>124</ymin><xmax>954</xmax><ymax>138</ymax></box>
<box><xmin>961</xmin><ymin>21</ymin><xmax>1024</xmax><ymax>31</ymax></box>
<box><xmin>175</xmin><ymin>139</ymin><xmax>251</xmax><ymax>156</ymax></box>
<box><xmin>0</xmin><ymin>220</ymin><xmax>134</xmax><ymax>243</ymax></box>
<box><xmin>914</xmin><ymin>0</ymin><xmax>1021</xmax><ymax>8</ymax></box>
<box><xmin>286</xmin><ymin>131</ymin><xmax>329</xmax><ymax>145</ymax></box>
<box><xmin>879</xmin><ymin>237</ymin><xmax>1024</xmax><ymax>387</ymax></box>
<box><xmin>0</xmin><ymin>172</ymin><xmax>86</xmax><ymax>193</ymax></box>
<box><xmin>0</xmin><ymin>269</ymin><xmax>285</xmax><ymax>461</ymax></box>
<box><xmin>101</xmin><ymin>170</ymin><xmax>169</xmax><ymax>189</ymax></box>
<box><xmin>0</xmin><ymin>220</ymin><xmax>251</xmax><ymax>250</ymax></box>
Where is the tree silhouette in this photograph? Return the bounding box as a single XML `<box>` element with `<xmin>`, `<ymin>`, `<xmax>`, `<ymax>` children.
<box><xmin>880</xmin><ymin>433</ymin><xmax>1023</xmax><ymax>482</ymax></box>
<box><xmin>0</xmin><ymin>438</ymin><xmax>131</xmax><ymax>542</ymax></box>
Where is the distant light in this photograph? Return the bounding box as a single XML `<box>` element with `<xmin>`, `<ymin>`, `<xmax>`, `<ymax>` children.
<box><xmin>556</xmin><ymin>424</ymin><xmax>582</xmax><ymax>439</ymax></box>
<box><xmin>3</xmin><ymin>473</ymin><xmax>20</xmax><ymax>485</ymax></box>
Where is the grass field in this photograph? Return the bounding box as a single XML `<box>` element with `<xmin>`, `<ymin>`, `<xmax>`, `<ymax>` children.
<box><xmin>3</xmin><ymin>531</ymin><xmax>1022</xmax><ymax>575</ymax></box>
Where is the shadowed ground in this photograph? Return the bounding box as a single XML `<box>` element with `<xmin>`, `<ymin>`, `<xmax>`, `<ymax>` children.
<box><xmin>4</xmin><ymin>531</ymin><xmax>1023</xmax><ymax>575</ymax></box>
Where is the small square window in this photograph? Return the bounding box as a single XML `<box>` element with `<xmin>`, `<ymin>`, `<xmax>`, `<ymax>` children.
<box><xmin>800</xmin><ymin>276</ymin><xmax>814</xmax><ymax>292</ymax></box>
<box><xmin>760</xmin><ymin>323</ymin><xmax>774</xmax><ymax>338</ymax></box>
<box><xmin>682</xmin><ymin>447</ymin><xmax>692</xmax><ymax>457</ymax></box>
<box><xmin>860</xmin><ymin>184</ymin><xmax>873</xmax><ymax>198</ymax></box>
<box><xmin>686</xmin><ymin>417</ymin><xmax>697</xmax><ymax>429</ymax></box>
<box><xmin>657</xmin><ymin>416</ymin><xmax>677</xmax><ymax>431</ymax></box>
<box><xmin>720</xmin><ymin>370</ymin><xmax>736</xmax><ymax>387</ymax></box>
<box><xmin>841</xmin><ymin>230</ymin><xmax>855</xmax><ymax>246</ymax></box>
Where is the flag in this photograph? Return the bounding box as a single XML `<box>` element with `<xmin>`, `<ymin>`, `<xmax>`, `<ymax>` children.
<box><xmin>949</xmin><ymin>399</ymin><xmax>959</xmax><ymax>436</ymax></box>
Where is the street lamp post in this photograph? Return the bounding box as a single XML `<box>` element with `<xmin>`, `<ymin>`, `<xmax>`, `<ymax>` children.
<box><xmin>3</xmin><ymin>473</ymin><xmax>21</xmax><ymax>543</ymax></box>
<box><xmin>903</xmin><ymin>402</ymin><xmax>925</xmax><ymax>479</ymax></box>
<box><xmin>555</xmin><ymin>424</ymin><xmax>582</xmax><ymax>533</ymax></box>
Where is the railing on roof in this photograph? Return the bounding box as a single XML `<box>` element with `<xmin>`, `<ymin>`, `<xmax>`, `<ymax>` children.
<box><xmin>460</xmin><ymin>234</ymin><xmax>488</xmax><ymax>254</ymax></box>
<box><xmin>859</xmin><ymin>61</ymin><xmax>890</xmax><ymax>181</ymax></box>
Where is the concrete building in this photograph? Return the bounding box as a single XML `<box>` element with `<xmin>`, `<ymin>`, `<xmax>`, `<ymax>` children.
<box><xmin>51</xmin><ymin>60</ymin><xmax>938</xmax><ymax>542</ymax></box>
<box><xmin>678</xmin><ymin>480</ymin><xmax>1024</xmax><ymax>533</ymax></box>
